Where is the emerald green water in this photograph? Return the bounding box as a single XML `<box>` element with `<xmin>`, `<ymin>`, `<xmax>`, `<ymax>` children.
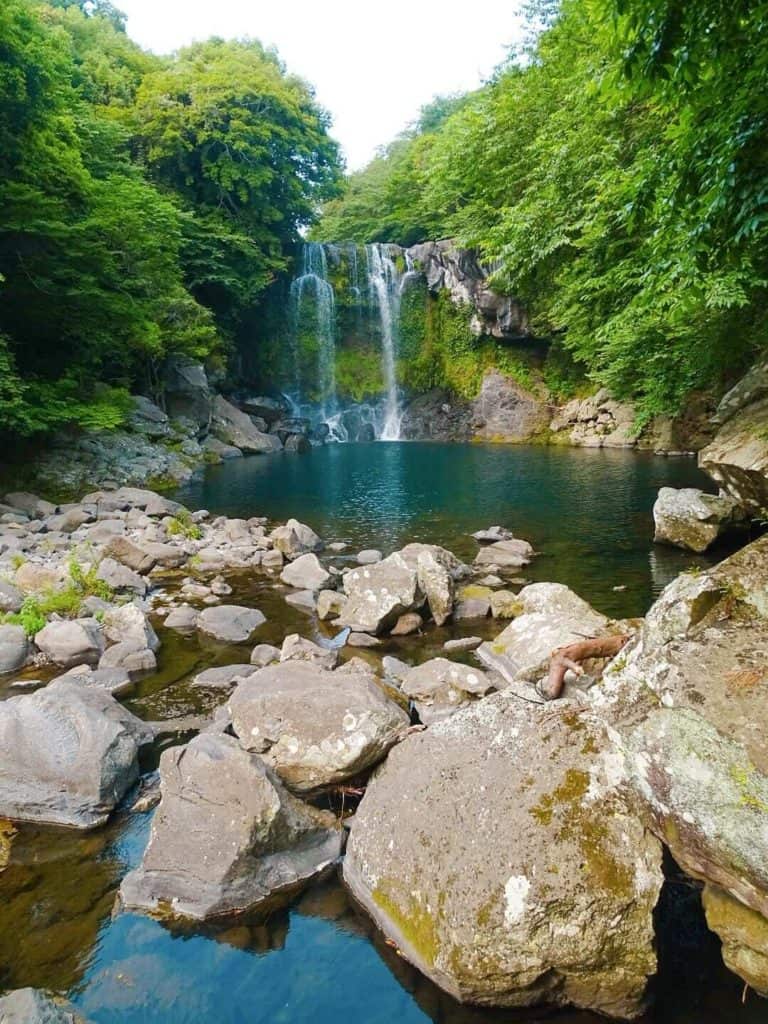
<box><xmin>0</xmin><ymin>443</ymin><xmax>760</xmax><ymax>1022</ymax></box>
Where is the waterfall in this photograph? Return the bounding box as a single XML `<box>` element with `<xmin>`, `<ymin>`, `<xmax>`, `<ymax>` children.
<box><xmin>289</xmin><ymin>242</ymin><xmax>337</xmax><ymax>415</ymax></box>
<box><xmin>366</xmin><ymin>243</ymin><xmax>402</xmax><ymax>441</ymax></box>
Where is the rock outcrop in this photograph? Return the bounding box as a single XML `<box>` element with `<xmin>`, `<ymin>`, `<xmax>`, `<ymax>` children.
<box><xmin>228</xmin><ymin>661</ymin><xmax>408</xmax><ymax>792</ymax></box>
<box><xmin>0</xmin><ymin>680</ymin><xmax>152</xmax><ymax>828</ymax></box>
<box><xmin>470</xmin><ymin>371</ymin><xmax>551</xmax><ymax>442</ymax></box>
<box><xmin>344</xmin><ymin>693</ymin><xmax>663</xmax><ymax>1018</ymax></box>
<box><xmin>652</xmin><ymin>486</ymin><xmax>746</xmax><ymax>552</ymax></box>
<box><xmin>699</xmin><ymin>391</ymin><xmax>768</xmax><ymax>512</ymax></box>
<box><xmin>120</xmin><ymin>733</ymin><xmax>342</xmax><ymax>920</ymax></box>
<box><xmin>211</xmin><ymin>396</ymin><xmax>283</xmax><ymax>454</ymax></box>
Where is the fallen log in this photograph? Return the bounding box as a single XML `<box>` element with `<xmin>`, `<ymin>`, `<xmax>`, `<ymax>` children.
<box><xmin>542</xmin><ymin>633</ymin><xmax>630</xmax><ymax>701</ymax></box>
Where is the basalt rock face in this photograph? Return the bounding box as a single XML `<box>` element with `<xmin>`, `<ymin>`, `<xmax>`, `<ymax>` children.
<box><xmin>699</xmin><ymin>386</ymin><xmax>768</xmax><ymax>512</ymax></box>
<box><xmin>344</xmin><ymin>693</ymin><xmax>663</xmax><ymax>1018</ymax></box>
<box><xmin>406</xmin><ymin>240</ymin><xmax>529</xmax><ymax>341</ymax></box>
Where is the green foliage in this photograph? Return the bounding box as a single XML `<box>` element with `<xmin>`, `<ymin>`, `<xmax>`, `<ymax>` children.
<box><xmin>317</xmin><ymin>0</ymin><xmax>768</xmax><ymax>418</ymax></box>
<box><xmin>335</xmin><ymin>347</ymin><xmax>384</xmax><ymax>402</ymax></box>
<box><xmin>166</xmin><ymin>509</ymin><xmax>202</xmax><ymax>540</ymax></box>
<box><xmin>2</xmin><ymin>556</ymin><xmax>113</xmax><ymax>635</ymax></box>
<box><xmin>0</xmin><ymin>1</ymin><xmax>342</xmax><ymax>440</ymax></box>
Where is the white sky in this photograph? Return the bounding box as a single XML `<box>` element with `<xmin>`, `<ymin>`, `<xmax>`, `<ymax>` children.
<box><xmin>117</xmin><ymin>0</ymin><xmax>525</xmax><ymax>170</ymax></box>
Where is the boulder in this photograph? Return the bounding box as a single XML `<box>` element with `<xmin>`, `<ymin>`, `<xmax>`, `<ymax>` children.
<box><xmin>103</xmin><ymin>603</ymin><xmax>159</xmax><ymax>651</ymax></box>
<box><xmin>284</xmin><ymin>433</ymin><xmax>311</xmax><ymax>453</ymax></box>
<box><xmin>163</xmin><ymin>605</ymin><xmax>199</xmax><ymax>632</ymax></box>
<box><xmin>34</xmin><ymin>619</ymin><xmax>104</xmax><ymax>668</ymax></box>
<box><xmin>96</xmin><ymin>557</ymin><xmax>147</xmax><ymax>595</ymax></box>
<box><xmin>54</xmin><ymin>665</ymin><xmax>133</xmax><ymax>697</ymax></box>
<box><xmin>490</xmin><ymin>589</ymin><xmax>521</xmax><ymax>618</ymax></box>
<box><xmin>702</xmin><ymin>884</ymin><xmax>768</xmax><ymax>997</ymax></box>
<box><xmin>0</xmin><ymin>624</ymin><xmax>28</xmax><ymax>674</ymax></box>
<box><xmin>239</xmin><ymin>395</ymin><xmax>287</xmax><ymax>423</ymax></box>
<box><xmin>652</xmin><ymin>486</ymin><xmax>746</xmax><ymax>552</ymax></box>
<box><xmin>344</xmin><ymin>693</ymin><xmax>662</xmax><ymax>1017</ymax></box>
<box><xmin>129</xmin><ymin>395</ymin><xmax>171</xmax><ymax>439</ymax></box>
<box><xmin>280</xmin><ymin>633</ymin><xmax>338</xmax><ymax>670</ymax></box>
<box><xmin>197</xmin><ymin>605</ymin><xmax>266</xmax><ymax>643</ymax></box>
<box><xmin>4</xmin><ymin>492</ymin><xmax>56</xmax><ymax>518</ymax></box>
<box><xmin>0</xmin><ymin>679</ymin><xmax>151</xmax><ymax>828</ymax></box>
<box><xmin>472</xmin><ymin>526</ymin><xmax>514</xmax><ymax>542</ymax></box>
<box><xmin>0</xmin><ymin>988</ymin><xmax>87</xmax><ymax>1023</ymax></box>
<box><xmin>102</xmin><ymin>535</ymin><xmax>155</xmax><ymax>574</ymax></box>
<box><xmin>15</xmin><ymin>562</ymin><xmax>65</xmax><ymax>594</ymax></box>
<box><xmin>477</xmin><ymin>583</ymin><xmax>609</xmax><ymax>689</ymax></box>
<box><xmin>338</xmin><ymin>554</ymin><xmax>423</xmax><ymax>635</ymax></box>
<box><xmin>317</xmin><ymin>589</ymin><xmax>346</xmax><ymax>621</ymax></box>
<box><xmin>347</xmin><ymin>632</ymin><xmax>381</xmax><ymax>648</ymax></box>
<box><xmin>284</xmin><ymin>589</ymin><xmax>316</xmax><ymax>612</ymax></box>
<box><xmin>120</xmin><ymin>733</ymin><xmax>342</xmax><ymax>920</ymax></box>
<box><xmin>202</xmin><ymin>436</ymin><xmax>243</xmax><ymax>460</ymax></box>
<box><xmin>211</xmin><ymin>395</ymin><xmax>283</xmax><ymax>454</ymax></box>
<box><xmin>99</xmin><ymin>640</ymin><xmax>156</xmax><ymax>676</ymax></box>
<box><xmin>443</xmin><ymin>636</ymin><xmax>483</xmax><ymax>653</ymax></box>
<box><xmin>280</xmin><ymin>552</ymin><xmax>331</xmax><ymax>591</ymax></box>
<box><xmin>191</xmin><ymin>664</ymin><xmax>258</xmax><ymax>689</ymax></box>
<box><xmin>356</xmin><ymin>549</ymin><xmax>383</xmax><ymax>565</ymax></box>
<box><xmin>401</xmin><ymin>657</ymin><xmax>494</xmax><ymax>723</ymax></box>
<box><xmin>390</xmin><ymin>612</ymin><xmax>423</xmax><ymax>636</ymax></box>
<box><xmin>229</xmin><ymin>661</ymin><xmax>409</xmax><ymax>792</ymax></box>
<box><xmin>415</xmin><ymin>550</ymin><xmax>454</xmax><ymax>626</ymax></box>
<box><xmin>250</xmin><ymin>643</ymin><xmax>281</xmax><ymax>667</ymax></box>
<box><xmin>474</xmin><ymin>538</ymin><xmax>534</xmax><ymax>569</ymax></box>
<box><xmin>163</xmin><ymin>356</ymin><xmax>211</xmax><ymax>430</ymax></box>
<box><xmin>269</xmin><ymin>519</ymin><xmax>323</xmax><ymax>559</ymax></box>
<box><xmin>0</xmin><ymin>579</ymin><xmax>23</xmax><ymax>613</ymax></box>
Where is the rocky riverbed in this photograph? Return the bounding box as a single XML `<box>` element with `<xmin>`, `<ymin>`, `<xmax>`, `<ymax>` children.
<box><xmin>0</xmin><ymin>478</ymin><xmax>767</xmax><ymax>1021</ymax></box>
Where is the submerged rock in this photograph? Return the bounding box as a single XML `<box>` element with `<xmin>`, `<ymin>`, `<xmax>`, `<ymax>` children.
<box><xmin>344</xmin><ymin>693</ymin><xmax>662</xmax><ymax>1017</ymax></box>
<box><xmin>197</xmin><ymin>604</ymin><xmax>266</xmax><ymax>643</ymax></box>
<box><xmin>120</xmin><ymin>733</ymin><xmax>342</xmax><ymax>921</ymax></box>
<box><xmin>0</xmin><ymin>679</ymin><xmax>151</xmax><ymax>828</ymax></box>
<box><xmin>652</xmin><ymin>486</ymin><xmax>745</xmax><ymax>552</ymax></box>
<box><xmin>0</xmin><ymin>988</ymin><xmax>88</xmax><ymax>1023</ymax></box>
<box><xmin>228</xmin><ymin>661</ymin><xmax>408</xmax><ymax>793</ymax></box>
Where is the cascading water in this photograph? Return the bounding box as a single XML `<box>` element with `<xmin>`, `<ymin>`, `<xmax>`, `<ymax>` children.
<box><xmin>366</xmin><ymin>243</ymin><xmax>402</xmax><ymax>440</ymax></box>
<box><xmin>289</xmin><ymin>242</ymin><xmax>337</xmax><ymax>417</ymax></box>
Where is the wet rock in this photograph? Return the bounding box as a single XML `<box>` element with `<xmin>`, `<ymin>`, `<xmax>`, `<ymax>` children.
<box><xmin>317</xmin><ymin>589</ymin><xmax>346</xmax><ymax>621</ymax></box>
<box><xmin>229</xmin><ymin>661</ymin><xmax>409</xmax><ymax>792</ymax></box>
<box><xmin>443</xmin><ymin>636</ymin><xmax>483</xmax><ymax>653</ymax></box>
<box><xmin>191</xmin><ymin>664</ymin><xmax>258</xmax><ymax>690</ymax></box>
<box><xmin>356</xmin><ymin>549</ymin><xmax>383</xmax><ymax>565</ymax></box>
<box><xmin>103</xmin><ymin>603</ymin><xmax>159</xmax><ymax>651</ymax></box>
<box><xmin>250</xmin><ymin>643</ymin><xmax>281</xmax><ymax>668</ymax></box>
<box><xmin>490</xmin><ymin>590</ymin><xmax>521</xmax><ymax>618</ymax></box>
<box><xmin>202</xmin><ymin>436</ymin><xmax>243</xmax><ymax>461</ymax></box>
<box><xmin>284</xmin><ymin>590</ymin><xmax>317</xmax><ymax>613</ymax></box>
<box><xmin>338</xmin><ymin>554</ymin><xmax>423</xmax><ymax>635</ymax></box>
<box><xmin>474</xmin><ymin>538</ymin><xmax>534</xmax><ymax>569</ymax></box>
<box><xmin>415</xmin><ymin>549</ymin><xmax>454</xmax><ymax>627</ymax></box>
<box><xmin>96</xmin><ymin>557</ymin><xmax>147</xmax><ymax>595</ymax></box>
<box><xmin>652</xmin><ymin>486</ymin><xmax>746</xmax><ymax>552</ymax></box>
<box><xmin>401</xmin><ymin>657</ymin><xmax>493</xmax><ymax>723</ymax></box>
<box><xmin>328</xmin><ymin>541</ymin><xmax>348</xmax><ymax>552</ymax></box>
<box><xmin>472</xmin><ymin>526</ymin><xmax>514</xmax><ymax>543</ymax></box>
<box><xmin>163</xmin><ymin>605</ymin><xmax>199</xmax><ymax>632</ymax></box>
<box><xmin>120</xmin><ymin>733</ymin><xmax>342</xmax><ymax>921</ymax></box>
<box><xmin>35</xmin><ymin>619</ymin><xmax>104</xmax><ymax>668</ymax></box>
<box><xmin>269</xmin><ymin>519</ymin><xmax>323</xmax><ymax>559</ymax></box>
<box><xmin>99</xmin><ymin>640</ymin><xmax>156</xmax><ymax>676</ymax></box>
<box><xmin>211</xmin><ymin>396</ymin><xmax>283</xmax><ymax>454</ymax></box>
<box><xmin>280</xmin><ymin>552</ymin><xmax>331</xmax><ymax>591</ymax></box>
<box><xmin>55</xmin><ymin>665</ymin><xmax>133</xmax><ymax>697</ymax></box>
<box><xmin>347</xmin><ymin>632</ymin><xmax>381</xmax><ymax>648</ymax></box>
<box><xmin>0</xmin><ymin>988</ymin><xmax>87</xmax><ymax>1023</ymax></box>
<box><xmin>284</xmin><ymin>433</ymin><xmax>311</xmax><ymax>453</ymax></box>
<box><xmin>477</xmin><ymin>582</ymin><xmax>608</xmax><ymax>688</ymax></box>
<box><xmin>0</xmin><ymin>679</ymin><xmax>151</xmax><ymax>828</ymax></box>
<box><xmin>344</xmin><ymin>694</ymin><xmax>662</xmax><ymax>1018</ymax></box>
<box><xmin>0</xmin><ymin>625</ymin><xmax>28</xmax><ymax>674</ymax></box>
<box><xmin>197</xmin><ymin>605</ymin><xmax>266</xmax><ymax>643</ymax></box>
<box><xmin>280</xmin><ymin>633</ymin><xmax>338</xmax><ymax>670</ymax></box>
<box><xmin>391</xmin><ymin>612</ymin><xmax>423</xmax><ymax>636</ymax></box>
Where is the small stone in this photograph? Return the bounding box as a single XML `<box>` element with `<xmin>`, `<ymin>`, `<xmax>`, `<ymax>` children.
<box><xmin>443</xmin><ymin>636</ymin><xmax>483</xmax><ymax>653</ymax></box>
<box><xmin>281</xmin><ymin>633</ymin><xmax>338</xmax><ymax>669</ymax></box>
<box><xmin>347</xmin><ymin>632</ymin><xmax>382</xmax><ymax>648</ymax></box>
<box><xmin>250</xmin><ymin>643</ymin><xmax>281</xmax><ymax>667</ymax></box>
<box><xmin>356</xmin><ymin>549</ymin><xmax>383</xmax><ymax>565</ymax></box>
<box><xmin>163</xmin><ymin>605</ymin><xmax>199</xmax><ymax>632</ymax></box>
<box><xmin>390</xmin><ymin>612</ymin><xmax>423</xmax><ymax>636</ymax></box>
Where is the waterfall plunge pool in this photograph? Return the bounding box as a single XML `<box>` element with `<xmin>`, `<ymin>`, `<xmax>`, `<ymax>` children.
<box><xmin>2</xmin><ymin>442</ymin><xmax>760</xmax><ymax>1024</ymax></box>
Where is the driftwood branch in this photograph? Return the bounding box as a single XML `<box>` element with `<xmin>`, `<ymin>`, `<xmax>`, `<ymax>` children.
<box><xmin>542</xmin><ymin>634</ymin><xmax>630</xmax><ymax>701</ymax></box>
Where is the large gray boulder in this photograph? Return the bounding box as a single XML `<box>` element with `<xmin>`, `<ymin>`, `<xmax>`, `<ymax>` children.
<box><xmin>34</xmin><ymin>619</ymin><xmax>105</xmax><ymax>668</ymax></box>
<box><xmin>0</xmin><ymin>624</ymin><xmax>28</xmax><ymax>674</ymax></box>
<box><xmin>0</xmin><ymin>579</ymin><xmax>23</xmax><ymax>613</ymax></box>
<box><xmin>401</xmin><ymin>658</ymin><xmax>494</xmax><ymax>723</ymax></box>
<box><xmin>228</xmin><ymin>661</ymin><xmax>409</xmax><ymax>793</ymax></box>
<box><xmin>163</xmin><ymin>356</ymin><xmax>211</xmax><ymax>430</ymax></box>
<box><xmin>103</xmin><ymin>603</ymin><xmax>159</xmax><ymax>652</ymax></box>
<box><xmin>699</xmin><ymin>396</ymin><xmax>768</xmax><ymax>510</ymax></box>
<box><xmin>474</xmin><ymin>537</ymin><xmax>534</xmax><ymax>569</ymax></box>
<box><xmin>197</xmin><ymin>604</ymin><xmax>266</xmax><ymax>643</ymax></box>
<box><xmin>120</xmin><ymin>732</ymin><xmax>342</xmax><ymax>920</ymax></box>
<box><xmin>0</xmin><ymin>679</ymin><xmax>151</xmax><ymax>828</ymax></box>
<box><xmin>129</xmin><ymin>395</ymin><xmax>171</xmax><ymax>439</ymax></box>
<box><xmin>95</xmin><ymin>557</ymin><xmax>147</xmax><ymax>595</ymax></box>
<box><xmin>338</xmin><ymin>553</ymin><xmax>423</xmax><ymax>635</ymax></box>
<box><xmin>269</xmin><ymin>518</ymin><xmax>323</xmax><ymax>559</ymax></box>
<box><xmin>280</xmin><ymin>552</ymin><xmax>331</xmax><ymax>592</ymax></box>
<box><xmin>344</xmin><ymin>693</ymin><xmax>662</xmax><ymax>1017</ymax></box>
<box><xmin>652</xmin><ymin>486</ymin><xmax>745</xmax><ymax>552</ymax></box>
<box><xmin>211</xmin><ymin>396</ymin><xmax>282</xmax><ymax>454</ymax></box>
<box><xmin>470</xmin><ymin>371</ymin><xmax>550</xmax><ymax>442</ymax></box>
<box><xmin>476</xmin><ymin>583</ymin><xmax>609</xmax><ymax>689</ymax></box>
<box><xmin>0</xmin><ymin>988</ymin><xmax>87</xmax><ymax>1023</ymax></box>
